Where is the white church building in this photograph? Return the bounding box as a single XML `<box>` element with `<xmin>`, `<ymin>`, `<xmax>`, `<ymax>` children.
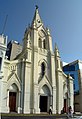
<box><xmin>0</xmin><ymin>6</ymin><xmax>74</xmax><ymax>114</ymax></box>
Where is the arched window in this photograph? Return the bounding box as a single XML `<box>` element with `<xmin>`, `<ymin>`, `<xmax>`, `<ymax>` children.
<box><xmin>41</xmin><ymin>62</ymin><xmax>45</xmax><ymax>77</ymax></box>
<box><xmin>38</xmin><ymin>38</ymin><xmax>42</xmax><ymax>48</ymax></box>
<box><xmin>0</xmin><ymin>57</ymin><xmax>2</xmax><ymax>70</ymax></box>
<box><xmin>43</xmin><ymin>39</ymin><xmax>46</xmax><ymax>49</ymax></box>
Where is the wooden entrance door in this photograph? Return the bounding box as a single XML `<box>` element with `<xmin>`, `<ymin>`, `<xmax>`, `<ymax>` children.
<box><xmin>9</xmin><ymin>92</ymin><xmax>16</xmax><ymax>112</ymax></box>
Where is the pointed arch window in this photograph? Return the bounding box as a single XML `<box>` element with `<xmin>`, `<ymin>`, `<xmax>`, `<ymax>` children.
<box><xmin>43</xmin><ymin>39</ymin><xmax>46</xmax><ymax>49</ymax></box>
<box><xmin>38</xmin><ymin>38</ymin><xmax>42</xmax><ymax>48</ymax></box>
<box><xmin>41</xmin><ymin>62</ymin><xmax>45</xmax><ymax>77</ymax></box>
<box><xmin>0</xmin><ymin>57</ymin><xmax>2</xmax><ymax>71</ymax></box>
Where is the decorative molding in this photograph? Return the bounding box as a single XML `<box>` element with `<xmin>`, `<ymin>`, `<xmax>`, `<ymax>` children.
<box><xmin>7</xmin><ymin>71</ymin><xmax>21</xmax><ymax>84</ymax></box>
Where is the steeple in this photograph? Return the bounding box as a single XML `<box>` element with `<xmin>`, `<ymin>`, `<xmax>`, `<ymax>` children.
<box><xmin>31</xmin><ymin>5</ymin><xmax>43</xmax><ymax>28</ymax></box>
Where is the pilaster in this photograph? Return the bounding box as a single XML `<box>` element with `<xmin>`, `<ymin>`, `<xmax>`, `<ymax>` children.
<box><xmin>46</xmin><ymin>28</ymin><xmax>53</xmax><ymax>52</ymax></box>
<box><xmin>18</xmin><ymin>91</ymin><xmax>21</xmax><ymax>113</ymax></box>
<box><xmin>21</xmin><ymin>60</ymin><xmax>25</xmax><ymax>113</ymax></box>
<box><xmin>24</xmin><ymin>61</ymin><xmax>31</xmax><ymax>113</ymax></box>
<box><xmin>51</xmin><ymin>54</ymin><xmax>56</xmax><ymax>113</ymax></box>
<box><xmin>34</xmin><ymin>84</ymin><xmax>40</xmax><ymax>113</ymax></box>
<box><xmin>52</xmin><ymin>86</ymin><xmax>56</xmax><ymax>114</ymax></box>
<box><xmin>56</xmin><ymin>71</ymin><xmax>63</xmax><ymax>114</ymax></box>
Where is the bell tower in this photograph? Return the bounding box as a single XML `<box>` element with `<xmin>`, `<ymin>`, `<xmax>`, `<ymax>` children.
<box><xmin>22</xmin><ymin>6</ymin><xmax>56</xmax><ymax>114</ymax></box>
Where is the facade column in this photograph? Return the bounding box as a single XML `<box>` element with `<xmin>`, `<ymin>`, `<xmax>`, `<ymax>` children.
<box><xmin>21</xmin><ymin>60</ymin><xmax>25</xmax><ymax>113</ymax></box>
<box><xmin>7</xmin><ymin>90</ymin><xmax>9</xmax><ymax>107</ymax></box>
<box><xmin>50</xmin><ymin>55</ymin><xmax>56</xmax><ymax>114</ymax></box>
<box><xmin>34</xmin><ymin>84</ymin><xmax>40</xmax><ymax>113</ymax></box>
<box><xmin>6</xmin><ymin>89</ymin><xmax>10</xmax><ymax>112</ymax></box>
<box><xmin>24</xmin><ymin>61</ymin><xmax>31</xmax><ymax>114</ymax></box>
<box><xmin>57</xmin><ymin>71</ymin><xmax>63</xmax><ymax>114</ymax></box>
<box><xmin>52</xmin><ymin>86</ymin><xmax>56</xmax><ymax>114</ymax></box>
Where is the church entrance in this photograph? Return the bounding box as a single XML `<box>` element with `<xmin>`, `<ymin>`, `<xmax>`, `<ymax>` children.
<box><xmin>40</xmin><ymin>96</ymin><xmax>48</xmax><ymax>112</ymax></box>
<box><xmin>9</xmin><ymin>92</ymin><xmax>16</xmax><ymax>112</ymax></box>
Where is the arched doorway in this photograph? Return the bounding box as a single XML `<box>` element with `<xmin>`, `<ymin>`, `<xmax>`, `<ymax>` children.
<box><xmin>9</xmin><ymin>84</ymin><xmax>19</xmax><ymax>112</ymax></box>
<box><xmin>39</xmin><ymin>85</ymin><xmax>51</xmax><ymax>112</ymax></box>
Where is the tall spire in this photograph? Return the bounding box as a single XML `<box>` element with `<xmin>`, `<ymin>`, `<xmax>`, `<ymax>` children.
<box><xmin>55</xmin><ymin>43</ymin><xmax>62</xmax><ymax>71</ymax></box>
<box><xmin>31</xmin><ymin>5</ymin><xmax>43</xmax><ymax>28</ymax></box>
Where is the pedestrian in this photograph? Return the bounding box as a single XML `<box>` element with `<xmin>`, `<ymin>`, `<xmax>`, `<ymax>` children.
<box><xmin>49</xmin><ymin>105</ymin><xmax>52</xmax><ymax>114</ymax></box>
<box><xmin>67</xmin><ymin>106</ymin><xmax>73</xmax><ymax>118</ymax></box>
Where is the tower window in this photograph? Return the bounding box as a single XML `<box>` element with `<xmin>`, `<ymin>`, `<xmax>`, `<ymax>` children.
<box><xmin>39</xmin><ymin>38</ymin><xmax>42</xmax><ymax>48</ymax></box>
<box><xmin>43</xmin><ymin>40</ymin><xmax>46</xmax><ymax>49</ymax></box>
<box><xmin>41</xmin><ymin>62</ymin><xmax>45</xmax><ymax>77</ymax></box>
<box><xmin>0</xmin><ymin>57</ymin><xmax>2</xmax><ymax>70</ymax></box>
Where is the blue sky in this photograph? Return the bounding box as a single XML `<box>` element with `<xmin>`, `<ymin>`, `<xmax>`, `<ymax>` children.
<box><xmin>0</xmin><ymin>0</ymin><xmax>82</xmax><ymax>62</ymax></box>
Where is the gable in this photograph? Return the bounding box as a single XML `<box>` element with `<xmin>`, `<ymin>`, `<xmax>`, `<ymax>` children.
<box><xmin>7</xmin><ymin>72</ymin><xmax>21</xmax><ymax>91</ymax></box>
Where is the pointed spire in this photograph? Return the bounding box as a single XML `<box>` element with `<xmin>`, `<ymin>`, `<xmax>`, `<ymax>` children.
<box><xmin>31</xmin><ymin>5</ymin><xmax>43</xmax><ymax>28</ymax></box>
<box><xmin>46</xmin><ymin>27</ymin><xmax>51</xmax><ymax>35</ymax></box>
<box><xmin>55</xmin><ymin>43</ymin><xmax>58</xmax><ymax>50</ymax></box>
<box><xmin>55</xmin><ymin>43</ymin><xmax>62</xmax><ymax>71</ymax></box>
<box><xmin>54</xmin><ymin>43</ymin><xmax>60</xmax><ymax>57</ymax></box>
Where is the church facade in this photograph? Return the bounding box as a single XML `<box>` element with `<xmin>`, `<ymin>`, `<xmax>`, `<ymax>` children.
<box><xmin>0</xmin><ymin>7</ymin><xmax>74</xmax><ymax>114</ymax></box>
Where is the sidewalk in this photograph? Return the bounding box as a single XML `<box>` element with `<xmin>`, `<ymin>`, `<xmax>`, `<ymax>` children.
<box><xmin>1</xmin><ymin>113</ymin><xmax>67</xmax><ymax>119</ymax></box>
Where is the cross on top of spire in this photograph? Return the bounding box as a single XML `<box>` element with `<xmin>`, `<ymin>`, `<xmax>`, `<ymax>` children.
<box><xmin>35</xmin><ymin>5</ymin><xmax>38</xmax><ymax>9</ymax></box>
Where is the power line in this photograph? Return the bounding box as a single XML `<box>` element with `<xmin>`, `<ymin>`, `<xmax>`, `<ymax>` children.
<box><xmin>1</xmin><ymin>15</ymin><xmax>8</xmax><ymax>34</ymax></box>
